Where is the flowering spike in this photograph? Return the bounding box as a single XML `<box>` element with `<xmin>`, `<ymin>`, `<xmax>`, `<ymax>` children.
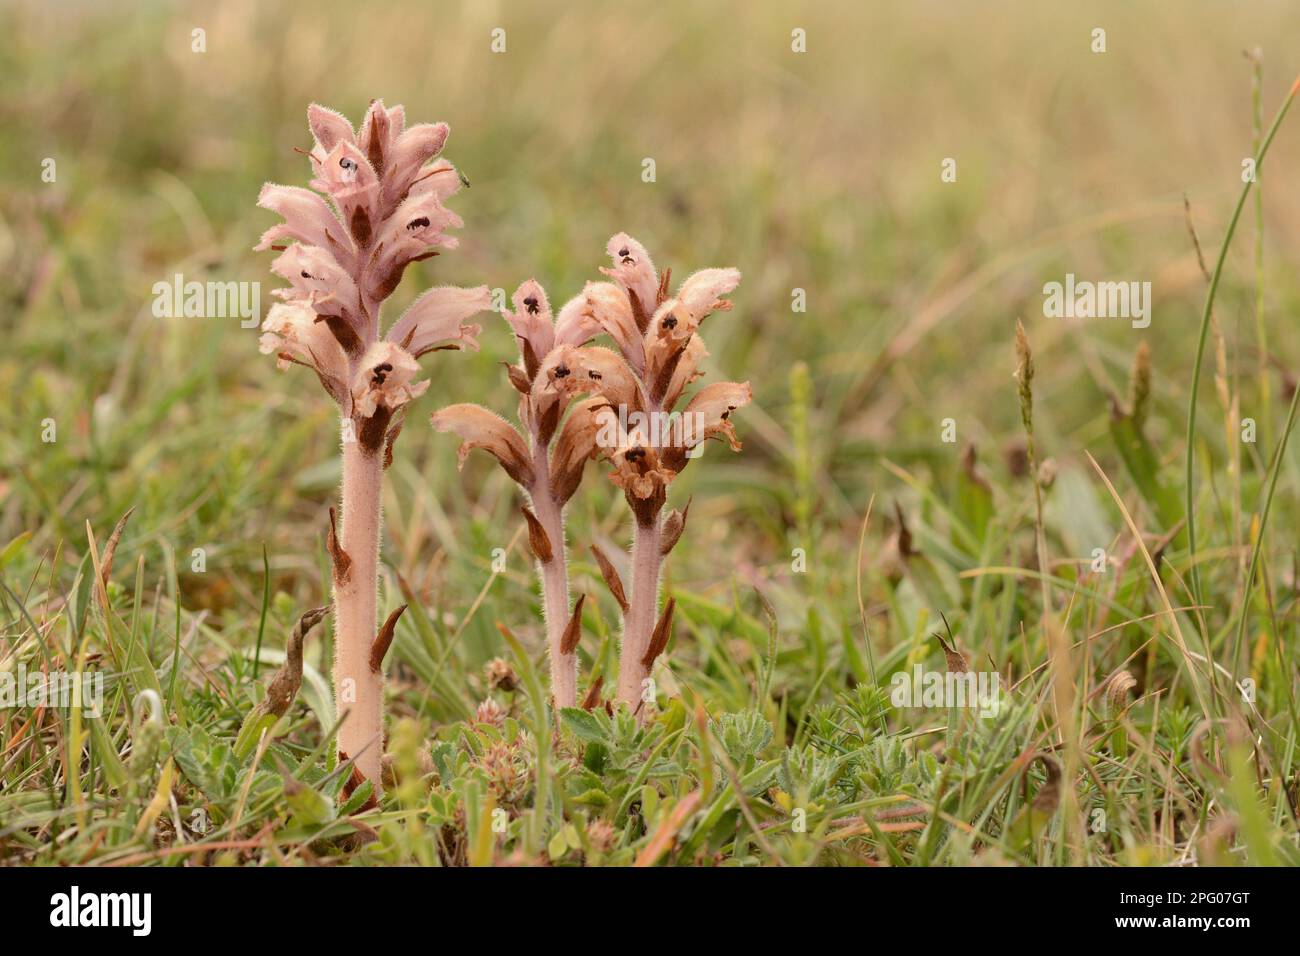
<box><xmin>257</xmin><ymin>101</ymin><xmax>486</xmax><ymax>789</ymax></box>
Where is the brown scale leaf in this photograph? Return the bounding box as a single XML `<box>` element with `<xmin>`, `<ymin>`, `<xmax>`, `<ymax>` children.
<box><xmin>370</xmin><ymin>604</ymin><xmax>407</xmax><ymax>673</ymax></box>
<box><xmin>372</xmin><ymin>261</ymin><xmax>407</xmax><ymax>302</ymax></box>
<box><xmin>650</xmin><ymin>345</ymin><xmax>686</xmax><ymax>406</ymax></box>
<box><xmin>327</xmin><ymin>506</ymin><xmax>352</xmax><ymax>584</ymax></box>
<box><xmin>358</xmin><ymin>405</ymin><xmax>392</xmax><ymax>455</ymax></box>
<box><xmin>560</xmin><ymin>593</ymin><xmax>586</xmax><ymax>655</ymax></box>
<box><xmin>628</xmin><ymin>288</ymin><xmax>652</xmax><ymax>335</ymax></box>
<box><xmin>655</xmin><ymin>266</ymin><xmax>672</xmax><ymax>308</ymax></box>
<box><xmin>350</xmin><ymin>205</ymin><xmax>372</xmax><ymax>247</ymax></box>
<box><xmin>934</xmin><ymin>631</ymin><xmax>969</xmax><ymax>673</ymax></box>
<box><xmin>236</xmin><ymin>606</ymin><xmax>328</xmax><ymax>759</ymax></box>
<box><xmin>504</xmin><ymin>362</ymin><xmax>531</xmax><ymax>394</ymax></box>
<box><xmin>365</xmin><ymin>107</ymin><xmax>386</xmax><ymax>175</ymax></box>
<box><xmin>660</xmin><ymin>497</ymin><xmax>692</xmax><ymax>556</ymax></box>
<box><xmin>580</xmin><ymin>675</ymin><xmax>604</xmax><ymax>712</ymax></box>
<box><xmin>641</xmin><ymin>597</ymin><xmax>676</xmax><ymax>670</ymax></box>
<box><xmin>382</xmin><ymin>411</ymin><xmax>405</xmax><ymax>470</ymax></box>
<box><xmin>535</xmin><ymin>396</ymin><xmax>562</xmax><ymax>447</ymax></box>
<box><xmin>521</xmin><ymin>338</ymin><xmax>541</xmax><ymax>381</ymax></box>
<box><xmin>521</xmin><ymin>506</ymin><xmax>553</xmax><ymax>563</ymax></box>
<box><xmin>316</xmin><ymin>313</ymin><xmax>364</xmax><ymax>357</ymax></box>
<box><xmin>628</xmin><ymin>485</ymin><xmax>667</xmax><ymax>527</ymax></box>
<box><xmin>590</xmin><ymin>543</ymin><xmax>629</xmax><ymax>613</ymax></box>
<box><xmin>261</xmin><ymin>605</ymin><xmax>329</xmax><ymax>719</ymax></box>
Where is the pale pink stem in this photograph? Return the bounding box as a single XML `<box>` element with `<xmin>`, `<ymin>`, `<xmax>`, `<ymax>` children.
<box><xmin>335</xmin><ymin>423</ymin><xmax>385</xmax><ymax>786</ymax></box>
<box><xmin>616</xmin><ymin>514</ymin><xmax>663</xmax><ymax>706</ymax></box>
<box><xmin>529</xmin><ymin>440</ymin><xmax>577</xmax><ymax>707</ymax></box>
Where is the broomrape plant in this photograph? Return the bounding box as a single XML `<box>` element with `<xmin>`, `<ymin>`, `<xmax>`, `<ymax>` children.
<box><xmin>581</xmin><ymin>234</ymin><xmax>752</xmax><ymax>707</ymax></box>
<box><xmin>431</xmin><ymin>235</ymin><xmax>750</xmax><ymax>712</ymax></box>
<box><xmin>256</xmin><ymin>100</ymin><xmax>492</xmax><ymax>787</ymax></box>
<box><xmin>431</xmin><ymin>279</ymin><xmax>610</xmax><ymax>708</ymax></box>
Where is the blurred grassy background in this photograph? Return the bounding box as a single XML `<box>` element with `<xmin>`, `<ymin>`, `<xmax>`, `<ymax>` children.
<box><xmin>4</xmin><ymin>0</ymin><xmax>1300</xmax><ymax>785</ymax></box>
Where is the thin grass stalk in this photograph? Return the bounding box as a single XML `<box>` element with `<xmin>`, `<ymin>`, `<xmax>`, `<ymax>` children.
<box><xmin>1249</xmin><ymin>50</ymin><xmax>1273</xmax><ymax>455</ymax></box>
<box><xmin>1231</xmin><ymin>367</ymin><xmax>1300</xmax><ymax>679</ymax></box>
<box><xmin>1183</xmin><ymin>76</ymin><xmax>1299</xmax><ymax>624</ymax></box>
<box><xmin>1014</xmin><ymin>321</ymin><xmax>1082</xmax><ymax>862</ymax></box>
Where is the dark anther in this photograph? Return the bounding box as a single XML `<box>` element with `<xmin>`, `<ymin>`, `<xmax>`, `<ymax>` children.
<box><xmin>524</xmin><ymin>295</ymin><xmax>539</xmax><ymax>314</ymax></box>
<box><xmin>339</xmin><ymin>157</ymin><xmax>358</xmax><ymax>172</ymax></box>
<box><xmin>406</xmin><ymin>216</ymin><xmax>430</xmax><ymax>231</ymax></box>
<box><xmin>554</xmin><ymin>365</ymin><xmax>571</xmax><ymax>379</ymax></box>
<box><xmin>662</xmin><ymin>316</ymin><xmax>678</xmax><ymax>330</ymax></box>
<box><xmin>625</xmin><ymin>447</ymin><xmax>646</xmax><ymax>462</ymax></box>
<box><xmin>618</xmin><ymin>247</ymin><xmax>630</xmax><ymax>257</ymax></box>
<box><xmin>588</xmin><ymin>370</ymin><xmax>602</xmax><ymax>380</ymax></box>
<box><xmin>301</xmin><ymin>270</ymin><xmax>312</xmax><ymax>279</ymax></box>
<box><xmin>371</xmin><ymin>361</ymin><xmax>394</xmax><ymax>385</ymax></box>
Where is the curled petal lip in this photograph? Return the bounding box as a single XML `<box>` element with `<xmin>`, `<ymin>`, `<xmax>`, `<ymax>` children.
<box><xmin>430</xmin><ymin>403</ymin><xmax>535</xmax><ymax>487</ymax></box>
<box><xmin>259</xmin><ymin>301</ymin><xmax>350</xmax><ymax>402</ymax></box>
<box><xmin>269</xmin><ymin>243</ymin><xmax>362</xmax><ymax>319</ymax></box>
<box><xmin>407</xmin><ymin>158</ymin><xmax>463</xmax><ymax>204</ymax></box>
<box><xmin>256</xmin><ymin>183</ymin><xmax>355</xmax><ymax>269</ymax></box>
<box><xmin>681</xmin><ymin>380</ymin><xmax>752</xmax><ymax>452</ymax></box>
<box><xmin>676</xmin><ymin>267</ymin><xmax>742</xmax><ymax>321</ymax></box>
<box><xmin>308</xmin><ymin>103</ymin><xmax>356</xmax><ymax>153</ymax></box>
<box><xmin>386</xmin><ymin>284</ymin><xmax>493</xmax><ymax>357</ymax></box>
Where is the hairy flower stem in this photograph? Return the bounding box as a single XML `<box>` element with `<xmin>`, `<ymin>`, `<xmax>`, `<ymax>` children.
<box><xmin>617</xmin><ymin>514</ymin><xmax>663</xmax><ymax>706</ymax></box>
<box><xmin>335</xmin><ymin>437</ymin><xmax>385</xmax><ymax>786</ymax></box>
<box><xmin>529</xmin><ymin>443</ymin><xmax>577</xmax><ymax>708</ymax></box>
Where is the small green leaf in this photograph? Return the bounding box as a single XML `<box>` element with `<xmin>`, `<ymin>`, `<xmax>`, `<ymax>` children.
<box><xmin>286</xmin><ymin>781</ymin><xmax>336</xmax><ymax>827</ymax></box>
<box><xmin>0</xmin><ymin>531</ymin><xmax>32</xmax><ymax>568</ymax></box>
<box><xmin>560</xmin><ymin>707</ymin><xmax>606</xmax><ymax>744</ymax></box>
<box><xmin>547</xmin><ymin>829</ymin><xmax>569</xmax><ymax>861</ymax></box>
<box><xmin>571</xmin><ymin>788</ymin><xmax>611</xmax><ymax>808</ymax></box>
